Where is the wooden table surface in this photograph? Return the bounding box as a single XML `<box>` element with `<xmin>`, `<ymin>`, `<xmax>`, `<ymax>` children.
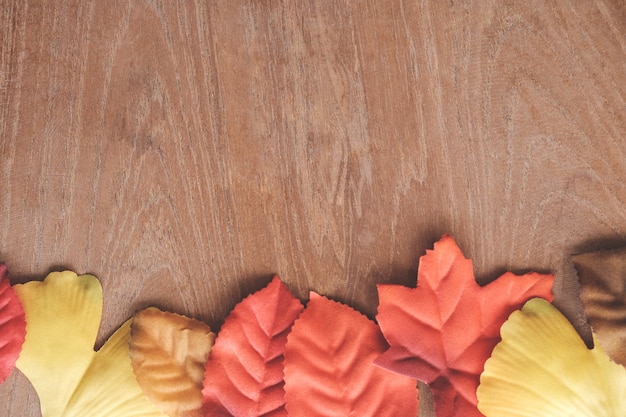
<box><xmin>1</xmin><ymin>1</ymin><xmax>625</xmax><ymax>415</ymax></box>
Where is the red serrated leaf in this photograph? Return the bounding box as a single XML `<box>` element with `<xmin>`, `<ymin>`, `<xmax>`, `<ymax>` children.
<box><xmin>283</xmin><ymin>292</ymin><xmax>418</xmax><ymax>417</ymax></box>
<box><xmin>375</xmin><ymin>235</ymin><xmax>554</xmax><ymax>417</ymax></box>
<box><xmin>202</xmin><ymin>276</ymin><xmax>303</xmax><ymax>416</ymax></box>
<box><xmin>0</xmin><ymin>263</ymin><xmax>26</xmax><ymax>383</ymax></box>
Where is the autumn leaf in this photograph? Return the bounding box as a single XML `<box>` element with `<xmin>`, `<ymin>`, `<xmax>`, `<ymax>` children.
<box><xmin>14</xmin><ymin>270</ymin><xmax>168</xmax><ymax>417</ymax></box>
<box><xmin>283</xmin><ymin>292</ymin><xmax>418</xmax><ymax>417</ymax></box>
<box><xmin>202</xmin><ymin>276</ymin><xmax>304</xmax><ymax>416</ymax></box>
<box><xmin>477</xmin><ymin>298</ymin><xmax>626</xmax><ymax>416</ymax></box>
<box><xmin>0</xmin><ymin>263</ymin><xmax>26</xmax><ymax>383</ymax></box>
<box><xmin>375</xmin><ymin>235</ymin><xmax>554</xmax><ymax>417</ymax></box>
<box><xmin>130</xmin><ymin>307</ymin><xmax>215</xmax><ymax>417</ymax></box>
<box><xmin>572</xmin><ymin>246</ymin><xmax>626</xmax><ymax>366</ymax></box>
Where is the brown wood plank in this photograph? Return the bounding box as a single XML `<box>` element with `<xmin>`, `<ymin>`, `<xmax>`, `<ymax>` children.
<box><xmin>1</xmin><ymin>1</ymin><xmax>625</xmax><ymax>415</ymax></box>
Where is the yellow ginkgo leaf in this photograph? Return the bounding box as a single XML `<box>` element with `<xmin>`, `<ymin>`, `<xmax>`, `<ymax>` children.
<box><xmin>477</xmin><ymin>298</ymin><xmax>626</xmax><ymax>417</ymax></box>
<box><xmin>14</xmin><ymin>271</ymin><xmax>168</xmax><ymax>417</ymax></box>
<box><xmin>129</xmin><ymin>307</ymin><xmax>215</xmax><ymax>417</ymax></box>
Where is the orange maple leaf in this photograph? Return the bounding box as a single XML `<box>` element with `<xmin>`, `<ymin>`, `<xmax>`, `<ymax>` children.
<box><xmin>375</xmin><ymin>235</ymin><xmax>554</xmax><ymax>417</ymax></box>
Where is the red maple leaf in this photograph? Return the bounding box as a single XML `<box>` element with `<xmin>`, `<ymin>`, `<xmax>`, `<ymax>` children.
<box><xmin>202</xmin><ymin>276</ymin><xmax>303</xmax><ymax>416</ymax></box>
<box><xmin>0</xmin><ymin>263</ymin><xmax>26</xmax><ymax>383</ymax></box>
<box><xmin>375</xmin><ymin>235</ymin><xmax>554</xmax><ymax>417</ymax></box>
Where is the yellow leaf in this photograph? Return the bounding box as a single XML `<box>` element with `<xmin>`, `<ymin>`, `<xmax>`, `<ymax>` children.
<box><xmin>477</xmin><ymin>298</ymin><xmax>626</xmax><ymax>417</ymax></box>
<box><xmin>14</xmin><ymin>271</ymin><xmax>168</xmax><ymax>417</ymax></box>
<box><xmin>130</xmin><ymin>307</ymin><xmax>215</xmax><ymax>417</ymax></box>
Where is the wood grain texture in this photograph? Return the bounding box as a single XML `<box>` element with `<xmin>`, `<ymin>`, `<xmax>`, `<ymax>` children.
<box><xmin>0</xmin><ymin>1</ymin><xmax>625</xmax><ymax>416</ymax></box>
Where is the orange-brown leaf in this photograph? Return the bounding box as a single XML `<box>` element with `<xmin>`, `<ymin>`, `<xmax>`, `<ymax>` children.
<box><xmin>283</xmin><ymin>292</ymin><xmax>418</xmax><ymax>417</ymax></box>
<box><xmin>376</xmin><ymin>235</ymin><xmax>554</xmax><ymax>417</ymax></box>
<box><xmin>130</xmin><ymin>307</ymin><xmax>215</xmax><ymax>417</ymax></box>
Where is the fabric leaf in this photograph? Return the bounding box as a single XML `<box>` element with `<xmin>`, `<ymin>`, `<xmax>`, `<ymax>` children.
<box><xmin>283</xmin><ymin>292</ymin><xmax>418</xmax><ymax>417</ymax></box>
<box><xmin>14</xmin><ymin>270</ymin><xmax>168</xmax><ymax>417</ymax></box>
<box><xmin>572</xmin><ymin>246</ymin><xmax>626</xmax><ymax>366</ymax></box>
<box><xmin>130</xmin><ymin>307</ymin><xmax>215</xmax><ymax>417</ymax></box>
<box><xmin>0</xmin><ymin>263</ymin><xmax>26</xmax><ymax>383</ymax></box>
<box><xmin>477</xmin><ymin>298</ymin><xmax>626</xmax><ymax>416</ymax></box>
<box><xmin>202</xmin><ymin>276</ymin><xmax>304</xmax><ymax>417</ymax></box>
<box><xmin>375</xmin><ymin>235</ymin><xmax>554</xmax><ymax>417</ymax></box>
